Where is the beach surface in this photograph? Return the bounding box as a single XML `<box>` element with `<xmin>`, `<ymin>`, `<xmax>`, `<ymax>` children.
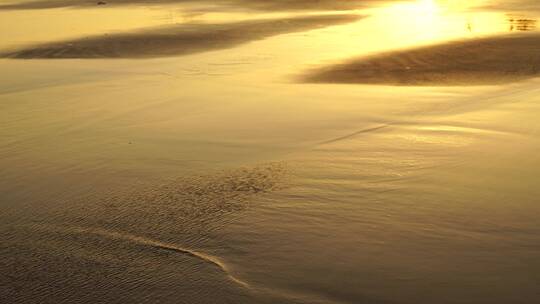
<box><xmin>1</xmin><ymin>1</ymin><xmax>540</xmax><ymax>303</ymax></box>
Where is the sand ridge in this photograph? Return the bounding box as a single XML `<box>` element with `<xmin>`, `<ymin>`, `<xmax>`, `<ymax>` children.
<box><xmin>0</xmin><ymin>14</ymin><xmax>363</xmax><ymax>59</ymax></box>
<box><xmin>302</xmin><ymin>33</ymin><xmax>540</xmax><ymax>86</ymax></box>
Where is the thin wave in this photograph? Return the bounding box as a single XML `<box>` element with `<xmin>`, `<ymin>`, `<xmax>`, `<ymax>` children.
<box><xmin>319</xmin><ymin>124</ymin><xmax>390</xmax><ymax>145</ymax></box>
<box><xmin>69</xmin><ymin>227</ymin><xmax>251</xmax><ymax>288</ymax></box>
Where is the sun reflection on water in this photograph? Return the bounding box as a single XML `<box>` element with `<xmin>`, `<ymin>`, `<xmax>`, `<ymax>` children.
<box><xmin>344</xmin><ymin>0</ymin><xmax>537</xmax><ymax>54</ymax></box>
<box><xmin>376</xmin><ymin>0</ymin><xmax>511</xmax><ymax>39</ymax></box>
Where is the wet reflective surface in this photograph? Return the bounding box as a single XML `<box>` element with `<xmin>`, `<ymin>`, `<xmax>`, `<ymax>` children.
<box><xmin>1</xmin><ymin>1</ymin><xmax>540</xmax><ymax>303</ymax></box>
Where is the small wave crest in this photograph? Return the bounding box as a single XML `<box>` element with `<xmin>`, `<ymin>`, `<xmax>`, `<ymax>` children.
<box><xmin>68</xmin><ymin>226</ymin><xmax>251</xmax><ymax>288</ymax></box>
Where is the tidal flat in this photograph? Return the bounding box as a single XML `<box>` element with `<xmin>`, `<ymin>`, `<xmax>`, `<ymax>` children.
<box><xmin>1</xmin><ymin>1</ymin><xmax>540</xmax><ymax>303</ymax></box>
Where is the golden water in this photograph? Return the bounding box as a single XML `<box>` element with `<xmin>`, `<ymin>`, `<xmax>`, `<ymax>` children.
<box><xmin>1</xmin><ymin>1</ymin><xmax>540</xmax><ymax>303</ymax></box>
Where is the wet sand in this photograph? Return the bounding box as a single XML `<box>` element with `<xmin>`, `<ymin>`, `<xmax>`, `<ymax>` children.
<box><xmin>1</xmin><ymin>1</ymin><xmax>540</xmax><ymax>304</ymax></box>
<box><xmin>0</xmin><ymin>0</ymin><xmax>393</xmax><ymax>11</ymax></box>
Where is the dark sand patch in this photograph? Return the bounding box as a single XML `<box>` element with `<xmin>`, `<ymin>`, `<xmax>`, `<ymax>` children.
<box><xmin>1</xmin><ymin>163</ymin><xmax>290</xmax><ymax>303</ymax></box>
<box><xmin>303</xmin><ymin>33</ymin><xmax>540</xmax><ymax>86</ymax></box>
<box><xmin>83</xmin><ymin>162</ymin><xmax>290</xmax><ymax>227</ymax></box>
<box><xmin>0</xmin><ymin>14</ymin><xmax>362</xmax><ymax>59</ymax></box>
<box><xmin>0</xmin><ymin>0</ymin><xmax>394</xmax><ymax>11</ymax></box>
<box><xmin>480</xmin><ymin>0</ymin><xmax>540</xmax><ymax>12</ymax></box>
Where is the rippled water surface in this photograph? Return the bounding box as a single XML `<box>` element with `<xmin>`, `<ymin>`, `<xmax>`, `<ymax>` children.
<box><xmin>1</xmin><ymin>1</ymin><xmax>540</xmax><ymax>303</ymax></box>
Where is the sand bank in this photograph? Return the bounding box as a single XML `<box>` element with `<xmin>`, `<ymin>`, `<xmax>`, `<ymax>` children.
<box><xmin>1</xmin><ymin>14</ymin><xmax>362</xmax><ymax>59</ymax></box>
<box><xmin>303</xmin><ymin>33</ymin><xmax>540</xmax><ymax>86</ymax></box>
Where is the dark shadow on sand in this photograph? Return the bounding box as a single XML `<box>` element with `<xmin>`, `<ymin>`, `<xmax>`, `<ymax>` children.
<box><xmin>302</xmin><ymin>33</ymin><xmax>540</xmax><ymax>86</ymax></box>
<box><xmin>0</xmin><ymin>14</ymin><xmax>362</xmax><ymax>59</ymax></box>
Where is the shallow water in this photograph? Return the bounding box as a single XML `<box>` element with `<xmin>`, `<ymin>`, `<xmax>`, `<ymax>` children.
<box><xmin>1</xmin><ymin>1</ymin><xmax>540</xmax><ymax>303</ymax></box>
